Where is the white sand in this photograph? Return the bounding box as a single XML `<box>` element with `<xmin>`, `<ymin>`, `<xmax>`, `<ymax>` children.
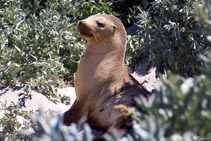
<box><xmin>0</xmin><ymin>87</ymin><xmax>75</xmax><ymax>115</ymax></box>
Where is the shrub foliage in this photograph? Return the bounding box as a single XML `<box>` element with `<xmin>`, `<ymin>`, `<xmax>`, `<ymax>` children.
<box><xmin>127</xmin><ymin>0</ymin><xmax>210</xmax><ymax>77</ymax></box>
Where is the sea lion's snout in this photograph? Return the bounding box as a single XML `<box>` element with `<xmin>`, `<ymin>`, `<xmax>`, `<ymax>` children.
<box><xmin>77</xmin><ymin>20</ymin><xmax>85</xmax><ymax>29</ymax></box>
<box><xmin>77</xmin><ymin>20</ymin><xmax>94</xmax><ymax>39</ymax></box>
<box><xmin>77</xmin><ymin>20</ymin><xmax>83</xmax><ymax>26</ymax></box>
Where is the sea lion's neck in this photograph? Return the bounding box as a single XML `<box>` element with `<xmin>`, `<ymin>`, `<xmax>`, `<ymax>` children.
<box><xmin>84</xmin><ymin>44</ymin><xmax>125</xmax><ymax>67</ymax></box>
<box><xmin>86</xmin><ymin>40</ymin><xmax>125</xmax><ymax>54</ymax></box>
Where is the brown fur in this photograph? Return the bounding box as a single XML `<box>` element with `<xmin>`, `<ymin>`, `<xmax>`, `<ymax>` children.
<box><xmin>63</xmin><ymin>14</ymin><xmax>150</xmax><ymax>131</ymax></box>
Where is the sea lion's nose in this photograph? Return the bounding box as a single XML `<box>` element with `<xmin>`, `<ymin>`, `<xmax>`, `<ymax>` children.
<box><xmin>78</xmin><ymin>20</ymin><xmax>83</xmax><ymax>26</ymax></box>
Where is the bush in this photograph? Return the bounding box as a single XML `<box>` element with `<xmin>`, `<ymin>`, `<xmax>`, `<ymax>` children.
<box><xmin>132</xmin><ymin>0</ymin><xmax>211</xmax><ymax>139</ymax></box>
<box><xmin>127</xmin><ymin>0</ymin><xmax>210</xmax><ymax>77</ymax></box>
<box><xmin>0</xmin><ymin>102</ymin><xmax>34</xmax><ymax>140</ymax></box>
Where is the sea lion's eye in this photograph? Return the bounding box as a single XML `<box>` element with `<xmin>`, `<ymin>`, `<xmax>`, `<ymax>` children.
<box><xmin>96</xmin><ymin>21</ymin><xmax>104</xmax><ymax>28</ymax></box>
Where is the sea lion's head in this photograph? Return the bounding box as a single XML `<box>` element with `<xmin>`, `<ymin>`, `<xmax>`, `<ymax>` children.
<box><xmin>77</xmin><ymin>14</ymin><xmax>126</xmax><ymax>50</ymax></box>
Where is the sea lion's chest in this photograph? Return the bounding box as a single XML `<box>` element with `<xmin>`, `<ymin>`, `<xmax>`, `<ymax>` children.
<box><xmin>75</xmin><ymin>53</ymin><xmax>111</xmax><ymax>91</ymax></box>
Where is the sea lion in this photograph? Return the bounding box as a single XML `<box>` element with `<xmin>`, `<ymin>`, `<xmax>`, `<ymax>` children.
<box><xmin>63</xmin><ymin>14</ymin><xmax>150</xmax><ymax>131</ymax></box>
